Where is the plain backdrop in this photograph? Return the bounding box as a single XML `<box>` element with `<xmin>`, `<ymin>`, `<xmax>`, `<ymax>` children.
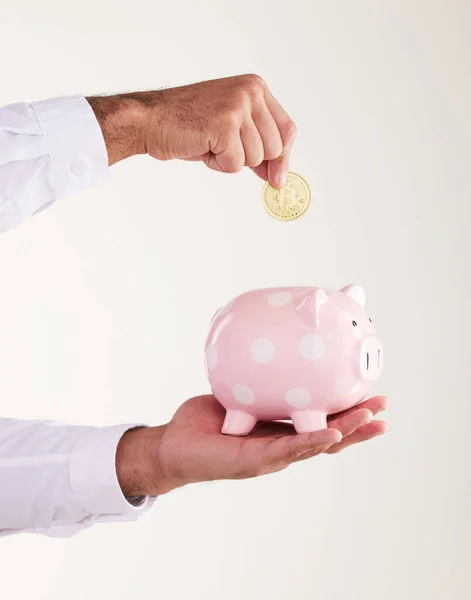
<box><xmin>1</xmin><ymin>1</ymin><xmax>470</xmax><ymax>599</ymax></box>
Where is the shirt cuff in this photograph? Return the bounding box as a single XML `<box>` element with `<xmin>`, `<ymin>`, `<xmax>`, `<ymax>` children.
<box><xmin>69</xmin><ymin>424</ymin><xmax>152</xmax><ymax>516</ymax></box>
<box><xmin>31</xmin><ymin>94</ymin><xmax>109</xmax><ymax>200</ymax></box>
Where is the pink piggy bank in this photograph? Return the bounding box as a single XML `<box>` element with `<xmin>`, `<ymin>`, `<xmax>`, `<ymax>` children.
<box><xmin>204</xmin><ymin>285</ymin><xmax>383</xmax><ymax>435</ymax></box>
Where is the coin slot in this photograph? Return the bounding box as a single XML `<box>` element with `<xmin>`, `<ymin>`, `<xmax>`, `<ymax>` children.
<box><xmin>366</xmin><ymin>352</ymin><xmax>369</xmax><ymax>371</ymax></box>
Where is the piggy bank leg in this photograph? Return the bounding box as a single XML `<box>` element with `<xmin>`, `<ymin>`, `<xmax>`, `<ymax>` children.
<box><xmin>222</xmin><ymin>410</ymin><xmax>257</xmax><ymax>436</ymax></box>
<box><xmin>291</xmin><ymin>410</ymin><xmax>327</xmax><ymax>433</ymax></box>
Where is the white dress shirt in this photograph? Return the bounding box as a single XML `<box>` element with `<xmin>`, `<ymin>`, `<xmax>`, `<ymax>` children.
<box><xmin>0</xmin><ymin>95</ymin><xmax>155</xmax><ymax>537</ymax></box>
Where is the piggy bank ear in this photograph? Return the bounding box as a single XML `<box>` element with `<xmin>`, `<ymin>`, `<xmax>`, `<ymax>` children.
<box><xmin>296</xmin><ymin>288</ymin><xmax>328</xmax><ymax>328</ymax></box>
<box><xmin>340</xmin><ymin>284</ymin><xmax>366</xmax><ymax>307</ymax></box>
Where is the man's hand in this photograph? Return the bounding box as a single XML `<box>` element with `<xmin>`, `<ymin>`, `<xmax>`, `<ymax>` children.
<box><xmin>116</xmin><ymin>395</ymin><xmax>388</xmax><ymax>498</ymax></box>
<box><xmin>87</xmin><ymin>74</ymin><xmax>296</xmax><ymax>188</ymax></box>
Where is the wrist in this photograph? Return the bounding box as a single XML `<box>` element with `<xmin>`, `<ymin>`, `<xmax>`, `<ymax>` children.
<box><xmin>86</xmin><ymin>94</ymin><xmax>150</xmax><ymax>165</ymax></box>
<box><xmin>116</xmin><ymin>425</ymin><xmax>166</xmax><ymax>497</ymax></box>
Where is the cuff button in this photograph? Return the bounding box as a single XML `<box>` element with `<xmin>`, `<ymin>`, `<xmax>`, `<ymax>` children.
<box><xmin>71</xmin><ymin>158</ymin><xmax>87</xmax><ymax>176</ymax></box>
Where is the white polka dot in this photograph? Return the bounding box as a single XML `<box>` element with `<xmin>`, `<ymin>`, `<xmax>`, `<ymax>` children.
<box><xmin>250</xmin><ymin>338</ymin><xmax>275</xmax><ymax>364</ymax></box>
<box><xmin>299</xmin><ymin>333</ymin><xmax>325</xmax><ymax>360</ymax></box>
<box><xmin>285</xmin><ymin>388</ymin><xmax>311</xmax><ymax>408</ymax></box>
<box><xmin>268</xmin><ymin>292</ymin><xmax>293</xmax><ymax>307</ymax></box>
<box><xmin>205</xmin><ymin>345</ymin><xmax>218</xmax><ymax>370</ymax></box>
<box><xmin>232</xmin><ymin>384</ymin><xmax>255</xmax><ymax>405</ymax></box>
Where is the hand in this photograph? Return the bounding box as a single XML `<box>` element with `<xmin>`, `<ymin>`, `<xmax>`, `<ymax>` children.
<box><xmin>117</xmin><ymin>395</ymin><xmax>388</xmax><ymax>497</ymax></box>
<box><xmin>87</xmin><ymin>74</ymin><xmax>296</xmax><ymax>188</ymax></box>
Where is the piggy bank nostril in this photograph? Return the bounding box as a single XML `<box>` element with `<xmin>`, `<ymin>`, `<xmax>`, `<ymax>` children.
<box><xmin>366</xmin><ymin>352</ymin><xmax>370</xmax><ymax>370</ymax></box>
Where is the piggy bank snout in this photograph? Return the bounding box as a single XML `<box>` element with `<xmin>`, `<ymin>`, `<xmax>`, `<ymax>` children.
<box><xmin>358</xmin><ymin>336</ymin><xmax>383</xmax><ymax>381</ymax></box>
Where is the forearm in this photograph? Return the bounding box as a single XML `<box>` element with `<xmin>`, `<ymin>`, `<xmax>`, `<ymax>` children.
<box><xmin>86</xmin><ymin>92</ymin><xmax>159</xmax><ymax>166</ymax></box>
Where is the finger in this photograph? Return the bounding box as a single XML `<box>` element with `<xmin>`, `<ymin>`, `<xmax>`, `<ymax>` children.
<box><xmin>267</xmin><ymin>132</ymin><xmax>296</xmax><ymax>189</ymax></box>
<box><xmin>324</xmin><ymin>420</ymin><xmax>387</xmax><ymax>454</ymax></box>
<box><xmin>240</xmin><ymin>121</ymin><xmax>265</xmax><ymax>168</ymax></box>
<box><xmin>360</xmin><ymin>395</ymin><xmax>389</xmax><ymax>416</ymax></box>
<box><xmin>251</xmin><ymin>160</ymin><xmax>268</xmax><ymax>181</ymax></box>
<box><xmin>251</xmin><ymin>408</ymin><xmax>371</xmax><ymax>440</ymax></box>
<box><xmin>263</xmin><ymin>428</ymin><xmax>342</xmax><ymax>465</ymax></box>
<box><xmin>206</xmin><ymin>138</ymin><xmax>245</xmax><ymax>173</ymax></box>
<box><xmin>252</xmin><ymin>107</ymin><xmax>283</xmax><ymax>162</ymax></box>
<box><xmin>295</xmin><ymin>420</ymin><xmax>387</xmax><ymax>462</ymax></box>
<box><xmin>264</xmin><ymin>90</ymin><xmax>297</xmax><ymax>188</ymax></box>
<box><xmin>327</xmin><ymin>408</ymin><xmax>373</xmax><ymax>437</ymax></box>
<box><xmin>292</xmin><ymin>410</ymin><xmax>373</xmax><ymax>463</ymax></box>
<box><xmin>328</xmin><ymin>395</ymin><xmax>388</xmax><ymax>423</ymax></box>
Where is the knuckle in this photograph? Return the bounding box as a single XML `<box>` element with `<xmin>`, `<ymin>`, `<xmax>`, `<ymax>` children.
<box><xmin>281</xmin><ymin>119</ymin><xmax>297</xmax><ymax>142</ymax></box>
<box><xmin>255</xmin><ymin>152</ymin><xmax>264</xmax><ymax>167</ymax></box>
<box><xmin>246</xmin><ymin>150</ymin><xmax>264</xmax><ymax>168</ymax></box>
<box><xmin>230</xmin><ymin>89</ymin><xmax>250</xmax><ymax>112</ymax></box>
<box><xmin>227</xmin><ymin>75</ymin><xmax>265</xmax><ymax>115</ymax></box>
<box><xmin>240</xmin><ymin>73</ymin><xmax>265</xmax><ymax>92</ymax></box>
<box><xmin>225</xmin><ymin>155</ymin><xmax>244</xmax><ymax>173</ymax></box>
<box><xmin>149</xmin><ymin>147</ymin><xmax>169</xmax><ymax>161</ymax></box>
<box><xmin>264</xmin><ymin>137</ymin><xmax>283</xmax><ymax>160</ymax></box>
<box><xmin>222</xmin><ymin>111</ymin><xmax>240</xmax><ymax>131</ymax></box>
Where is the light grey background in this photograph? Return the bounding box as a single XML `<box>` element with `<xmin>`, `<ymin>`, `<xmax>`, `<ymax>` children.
<box><xmin>1</xmin><ymin>1</ymin><xmax>470</xmax><ymax>598</ymax></box>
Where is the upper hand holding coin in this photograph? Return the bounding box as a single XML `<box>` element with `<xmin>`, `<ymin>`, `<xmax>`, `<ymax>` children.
<box><xmin>145</xmin><ymin>74</ymin><xmax>296</xmax><ymax>188</ymax></box>
<box><xmin>89</xmin><ymin>74</ymin><xmax>296</xmax><ymax>189</ymax></box>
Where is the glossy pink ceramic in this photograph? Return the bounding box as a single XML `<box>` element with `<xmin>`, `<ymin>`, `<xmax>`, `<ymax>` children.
<box><xmin>205</xmin><ymin>285</ymin><xmax>383</xmax><ymax>435</ymax></box>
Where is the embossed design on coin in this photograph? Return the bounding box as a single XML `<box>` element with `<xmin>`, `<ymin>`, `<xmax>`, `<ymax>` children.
<box><xmin>262</xmin><ymin>172</ymin><xmax>311</xmax><ymax>221</ymax></box>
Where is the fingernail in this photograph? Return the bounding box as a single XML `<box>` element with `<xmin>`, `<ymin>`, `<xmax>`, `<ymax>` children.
<box><xmin>279</xmin><ymin>172</ymin><xmax>287</xmax><ymax>187</ymax></box>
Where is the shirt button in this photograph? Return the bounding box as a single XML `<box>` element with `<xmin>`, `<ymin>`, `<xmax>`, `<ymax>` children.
<box><xmin>71</xmin><ymin>159</ymin><xmax>87</xmax><ymax>176</ymax></box>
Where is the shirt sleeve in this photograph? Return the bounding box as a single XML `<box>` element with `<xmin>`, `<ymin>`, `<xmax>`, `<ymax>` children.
<box><xmin>0</xmin><ymin>419</ymin><xmax>156</xmax><ymax>538</ymax></box>
<box><xmin>0</xmin><ymin>99</ymin><xmax>153</xmax><ymax>537</ymax></box>
<box><xmin>0</xmin><ymin>94</ymin><xmax>109</xmax><ymax>233</ymax></box>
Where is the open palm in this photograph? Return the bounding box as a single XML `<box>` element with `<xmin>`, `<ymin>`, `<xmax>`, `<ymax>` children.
<box><xmin>156</xmin><ymin>394</ymin><xmax>388</xmax><ymax>493</ymax></box>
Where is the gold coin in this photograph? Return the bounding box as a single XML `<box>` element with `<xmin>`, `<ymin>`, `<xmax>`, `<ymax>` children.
<box><xmin>262</xmin><ymin>172</ymin><xmax>311</xmax><ymax>221</ymax></box>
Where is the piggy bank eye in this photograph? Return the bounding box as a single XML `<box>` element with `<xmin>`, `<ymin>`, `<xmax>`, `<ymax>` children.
<box><xmin>369</xmin><ymin>318</ymin><xmax>372</xmax><ymax>322</ymax></box>
<box><xmin>352</xmin><ymin>320</ymin><xmax>358</xmax><ymax>327</ymax></box>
